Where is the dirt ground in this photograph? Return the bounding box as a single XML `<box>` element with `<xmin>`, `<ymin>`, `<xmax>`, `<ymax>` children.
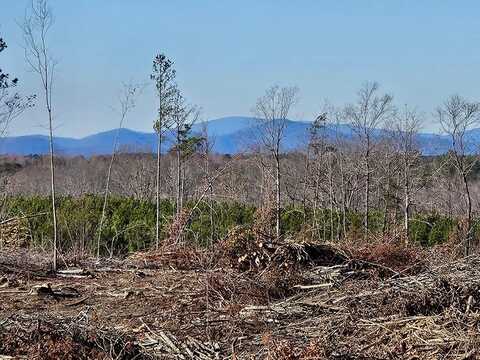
<box><xmin>0</xmin><ymin>243</ymin><xmax>479</xmax><ymax>359</ymax></box>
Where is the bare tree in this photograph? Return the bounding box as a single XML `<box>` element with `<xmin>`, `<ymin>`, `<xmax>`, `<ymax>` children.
<box><xmin>21</xmin><ymin>0</ymin><xmax>59</xmax><ymax>270</ymax></box>
<box><xmin>169</xmin><ymin>89</ymin><xmax>201</xmax><ymax>220</ymax></box>
<box><xmin>254</xmin><ymin>85</ymin><xmax>299</xmax><ymax>239</ymax></box>
<box><xmin>389</xmin><ymin>105</ymin><xmax>423</xmax><ymax>243</ymax></box>
<box><xmin>436</xmin><ymin>95</ymin><xmax>480</xmax><ymax>255</ymax></box>
<box><xmin>96</xmin><ymin>83</ymin><xmax>138</xmax><ymax>258</ymax></box>
<box><xmin>303</xmin><ymin>112</ymin><xmax>327</xmax><ymax>232</ymax></box>
<box><xmin>345</xmin><ymin>82</ymin><xmax>394</xmax><ymax>239</ymax></box>
<box><xmin>330</xmin><ymin>113</ymin><xmax>364</xmax><ymax>241</ymax></box>
<box><xmin>199</xmin><ymin>121</ymin><xmax>216</xmax><ymax>247</ymax></box>
<box><xmin>151</xmin><ymin>54</ymin><xmax>176</xmax><ymax>249</ymax></box>
<box><xmin>375</xmin><ymin>136</ymin><xmax>399</xmax><ymax>237</ymax></box>
<box><xmin>0</xmin><ymin>36</ymin><xmax>34</xmax><ymax>137</ymax></box>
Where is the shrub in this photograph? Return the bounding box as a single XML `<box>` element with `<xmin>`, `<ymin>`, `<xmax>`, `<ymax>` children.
<box><xmin>3</xmin><ymin>195</ymin><xmax>464</xmax><ymax>256</ymax></box>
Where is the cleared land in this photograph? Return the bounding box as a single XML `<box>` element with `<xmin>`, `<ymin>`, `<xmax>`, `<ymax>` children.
<box><xmin>0</xmin><ymin>241</ymin><xmax>479</xmax><ymax>359</ymax></box>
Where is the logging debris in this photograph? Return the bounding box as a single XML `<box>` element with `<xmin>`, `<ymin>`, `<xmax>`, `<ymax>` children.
<box><xmin>0</xmin><ymin>245</ymin><xmax>479</xmax><ymax>359</ymax></box>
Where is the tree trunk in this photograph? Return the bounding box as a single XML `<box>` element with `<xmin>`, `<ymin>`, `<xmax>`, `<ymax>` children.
<box><xmin>382</xmin><ymin>163</ymin><xmax>392</xmax><ymax>236</ymax></box>
<box><xmin>97</xmin><ymin>154</ymin><xmax>113</xmax><ymax>258</ymax></box>
<box><xmin>329</xmin><ymin>155</ymin><xmax>334</xmax><ymax>242</ymax></box>
<box><xmin>48</xmin><ymin>108</ymin><xmax>57</xmax><ymax>271</ymax></box>
<box><xmin>364</xmin><ymin>151</ymin><xmax>370</xmax><ymax>240</ymax></box>
<box><xmin>206</xmin><ymin>154</ymin><xmax>214</xmax><ymax>247</ymax></box>
<box><xmin>463</xmin><ymin>171</ymin><xmax>473</xmax><ymax>255</ymax></box>
<box><xmin>97</xmin><ymin>127</ymin><xmax>121</xmax><ymax>258</ymax></box>
<box><xmin>302</xmin><ymin>149</ymin><xmax>310</xmax><ymax>221</ymax></box>
<box><xmin>404</xmin><ymin>158</ymin><xmax>410</xmax><ymax>245</ymax></box>
<box><xmin>155</xmin><ymin>128</ymin><xmax>162</xmax><ymax>249</ymax></box>
<box><xmin>176</xmin><ymin>136</ymin><xmax>182</xmax><ymax>217</ymax></box>
<box><xmin>275</xmin><ymin>152</ymin><xmax>281</xmax><ymax>240</ymax></box>
<box><xmin>382</xmin><ymin>179</ymin><xmax>389</xmax><ymax>236</ymax></box>
<box><xmin>339</xmin><ymin>157</ymin><xmax>347</xmax><ymax>239</ymax></box>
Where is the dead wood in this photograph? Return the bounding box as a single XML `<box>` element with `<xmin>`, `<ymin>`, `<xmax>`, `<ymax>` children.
<box><xmin>1</xmin><ymin>247</ymin><xmax>480</xmax><ymax>359</ymax></box>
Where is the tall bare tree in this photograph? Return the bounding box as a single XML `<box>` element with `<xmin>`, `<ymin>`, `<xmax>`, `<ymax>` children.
<box><xmin>21</xmin><ymin>0</ymin><xmax>59</xmax><ymax>270</ymax></box>
<box><xmin>303</xmin><ymin>111</ymin><xmax>327</xmax><ymax>231</ymax></box>
<box><xmin>436</xmin><ymin>95</ymin><xmax>480</xmax><ymax>255</ymax></box>
<box><xmin>96</xmin><ymin>83</ymin><xmax>138</xmax><ymax>257</ymax></box>
<box><xmin>151</xmin><ymin>54</ymin><xmax>176</xmax><ymax>249</ymax></box>
<box><xmin>199</xmin><ymin>121</ymin><xmax>216</xmax><ymax>247</ymax></box>
<box><xmin>390</xmin><ymin>105</ymin><xmax>423</xmax><ymax>243</ymax></box>
<box><xmin>345</xmin><ymin>82</ymin><xmax>394</xmax><ymax>239</ymax></box>
<box><xmin>169</xmin><ymin>89</ymin><xmax>201</xmax><ymax>220</ymax></box>
<box><xmin>254</xmin><ymin>85</ymin><xmax>299</xmax><ymax>239</ymax></box>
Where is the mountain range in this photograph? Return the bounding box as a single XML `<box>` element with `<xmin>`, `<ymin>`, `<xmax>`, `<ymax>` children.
<box><xmin>0</xmin><ymin>116</ymin><xmax>470</xmax><ymax>156</ymax></box>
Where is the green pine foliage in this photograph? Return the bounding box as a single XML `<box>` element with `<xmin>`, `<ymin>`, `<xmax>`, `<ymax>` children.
<box><xmin>3</xmin><ymin>195</ymin><xmax>463</xmax><ymax>256</ymax></box>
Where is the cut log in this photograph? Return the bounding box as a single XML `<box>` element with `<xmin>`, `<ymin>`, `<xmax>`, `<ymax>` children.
<box><xmin>56</xmin><ymin>269</ymin><xmax>93</xmax><ymax>278</ymax></box>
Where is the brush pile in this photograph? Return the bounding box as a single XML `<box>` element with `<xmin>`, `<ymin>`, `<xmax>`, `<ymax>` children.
<box><xmin>220</xmin><ymin>206</ymin><xmax>349</xmax><ymax>271</ymax></box>
<box><xmin>244</xmin><ymin>255</ymin><xmax>480</xmax><ymax>359</ymax></box>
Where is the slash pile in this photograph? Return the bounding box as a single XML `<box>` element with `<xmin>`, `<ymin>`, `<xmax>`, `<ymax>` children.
<box><xmin>0</xmin><ymin>246</ymin><xmax>480</xmax><ymax>359</ymax></box>
<box><xmin>245</xmin><ymin>255</ymin><xmax>480</xmax><ymax>359</ymax></box>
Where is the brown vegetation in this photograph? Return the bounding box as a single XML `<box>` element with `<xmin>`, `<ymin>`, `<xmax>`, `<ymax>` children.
<box><xmin>0</xmin><ymin>238</ymin><xmax>478</xmax><ymax>359</ymax></box>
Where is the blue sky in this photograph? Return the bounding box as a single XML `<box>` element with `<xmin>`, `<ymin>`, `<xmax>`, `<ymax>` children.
<box><xmin>2</xmin><ymin>1</ymin><xmax>480</xmax><ymax>137</ymax></box>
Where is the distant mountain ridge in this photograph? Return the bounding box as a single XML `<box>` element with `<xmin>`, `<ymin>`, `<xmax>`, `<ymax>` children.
<box><xmin>0</xmin><ymin>116</ymin><xmax>468</xmax><ymax>156</ymax></box>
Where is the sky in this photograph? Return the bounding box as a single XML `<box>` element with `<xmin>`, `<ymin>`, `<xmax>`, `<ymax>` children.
<box><xmin>2</xmin><ymin>0</ymin><xmax>480</xmax><ymax>137</ymax></box>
